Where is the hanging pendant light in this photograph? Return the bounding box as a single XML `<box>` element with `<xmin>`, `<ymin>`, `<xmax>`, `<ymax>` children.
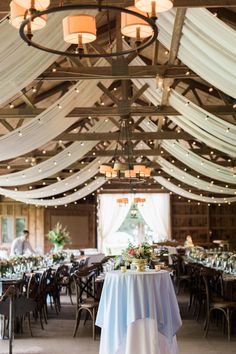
<box><xmin>63</xmin><ymin>14</ymin><xmax>97</xmax><ymax>52</ymax></box>
<box><xmin>135</xmin><ymin>0</ymin><xmax>173</xmax><ymax>16</ymax></box>
<box><xmin>10</xmin><ymin>1</ymin><xmax>47</xmax><ymax>30</ymax></box>
<box><xmin>14</xmin><ymin>0</ymin><xmax>50</xmax><ymax>11</ymax></box>
<box><xmin>121</xmin><ymin>6</ymin><xmax>153</xmax><ymax>40</ymax></box>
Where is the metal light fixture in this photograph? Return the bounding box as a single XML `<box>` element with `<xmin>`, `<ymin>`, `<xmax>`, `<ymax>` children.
<box><xmin>100</xmin><ymin>118</ymin><xmax>151</xmax><ymax>179</ymax></box>
<box><xmin>12</xmin><ymin>1</ymin><xmax>162</xmax><ymax>58</ymax></box>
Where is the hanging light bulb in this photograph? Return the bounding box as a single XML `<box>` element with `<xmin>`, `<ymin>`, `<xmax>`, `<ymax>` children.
<box><xmin>135</xmin><ymin>0</ymin><xmax>173</xmax><ymax>16</ymax></box>
<box><xmin>10</xmin><ymin>1</ymin><xmax>47</xmax><ymax>30</ymax></box>
<box><xmin>121</xmin><ymin>6</ymin><xmax>153</xmax><ymax>40</ymax></box>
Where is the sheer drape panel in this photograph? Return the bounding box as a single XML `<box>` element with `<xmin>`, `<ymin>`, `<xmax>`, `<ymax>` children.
<box><xmin>97</xmin><ymin>194</ymin><xmax>131</xmax><ymax>253</ymax></box>
<box><xmin>157</xmin><ymin>9</ymin><xmax>236</xmax><ymax>98</ymax></box>
<box><xmin>0</xmin><ymin>153</ymin><xmax>114</xmax><ymax>199</ymax></box>
<box><xmin>137</xmin><ymin>194</ymin><xmax>171</xmax><ymax>242</ymax></box>
<box><xmin>11</xmin><ymin>178</ymin><xmax>106</xmax><ymax>206</ymax></box>
<box><xmin>157</xmin><ymin>157</ymin><xmax>236</xmax><ymax>195</ymax></box>
<box><xmin>155</xmin><ymin>177</ymin><xmax>236</xmax><ymax>204</ymax></box>
<box><xmin>0</xmin><ymin>120</ymin><xmax>115</xmax><ymax>187</ymax></box>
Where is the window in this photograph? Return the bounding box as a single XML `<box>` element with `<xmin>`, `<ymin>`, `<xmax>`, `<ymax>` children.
<box><xmin>1</xmin><ymin>217</ymin><xmax>14</xmax><ymax>244</ymax></box>
<box><xmin>16</xmin><ymin>217</ymin><xmax>26</xmax><ymax>238</ymax></box>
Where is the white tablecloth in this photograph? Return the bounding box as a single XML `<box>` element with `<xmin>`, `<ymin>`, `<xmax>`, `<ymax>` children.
<box><xmin>96</xmin><ymin>270</ymin><xmax>182</xmax><ymax>354</ymax></box>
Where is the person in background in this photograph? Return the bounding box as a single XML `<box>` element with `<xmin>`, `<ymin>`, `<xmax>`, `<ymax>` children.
<box><xmin>10</xmin><ymin>230</ymin><xmax>35</xmax><ymax>256</ymax></box>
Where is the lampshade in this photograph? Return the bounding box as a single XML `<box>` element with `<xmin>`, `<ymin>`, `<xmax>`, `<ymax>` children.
<box><xmin>117</xmin><ymin>197</ymin><xmax>129</xmax><ymax>204</ymax></box>
<box><xmin>10</xmin><ymin>1</ymin><xmax>47</xmax><ymax>30</ymax></box>
<box><xmin>121</xmin><ymin>6</ymin><xmax>153</xmax><ymax>39</ymax></box>
<box><xmin>14</xmin><ymin>0</ymin><xmax>50</xmax><ymax>10</ymax></box>
<box><xmin>100</xmin><ymin>165</ymin><xmax>112</xmax><ymax>174</ymax></box>
<box><xmin>124</xmin><ymin>169</ymin><xmax>136</xmax><ymax>178</ymax></box>
<box><xmin>135</xmin><ymin>0</ymin><xmax>173</xmax><ymax>14</ymax></box>
<box><xmin>133</xmin><ymin>164</ymin><xmax>147</xmax><ymax>173</ymax></box>
<box><xmin>63</xmin><ymin>15</ymin><xmax>96</xmax><ymax>44</ymax></box>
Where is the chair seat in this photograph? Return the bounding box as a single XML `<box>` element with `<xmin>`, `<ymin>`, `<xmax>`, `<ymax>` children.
<box><xmin>211</xmin><ymin>300</ymin><xmax>236</xmax><ymax>309</ymax></box>
<box><xmin>81</xmin><ymin>300</ymin><xmax>99</xmax><ymax>308</ymax></box>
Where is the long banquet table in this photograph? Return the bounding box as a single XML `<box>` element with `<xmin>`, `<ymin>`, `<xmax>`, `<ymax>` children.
<box><xmin>96</xmin><ymin>270</ymin><xmax>182</xmax><ymax>354</ymax></box>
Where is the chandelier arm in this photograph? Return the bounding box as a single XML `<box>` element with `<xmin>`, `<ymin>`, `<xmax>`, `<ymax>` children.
<box><xmin>19</xmin><ymin>4</ymin><xmax>158</xmax><ymax>58</ymax></box>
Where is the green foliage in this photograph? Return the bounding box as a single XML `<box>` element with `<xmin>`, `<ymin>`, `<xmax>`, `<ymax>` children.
<box><xmin>47</xmin><ymin>222</ymin><xmax>71</xmax><ymax>247</ymax></box>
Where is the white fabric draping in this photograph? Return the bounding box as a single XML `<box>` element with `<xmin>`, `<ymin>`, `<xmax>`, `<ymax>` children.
<box><xmin>155</xmin><ymin>177</ymin><xmax>236</xmax><ymax>204</ymax></box>
<box><xmin>131</xmin><ymin>53</ymin><xmax>236</xmax><ymax>157</ymax></box>
<box><xmin>132</xmin><ymin>74</ymin><xmax>236</xmax><ymax>157</ymax></box>
<box><xmin>0</xmin><ymin>153</ymin><xmax>113</xmax><ymax>199</ymax></box>
<box><xmin>139</xmin><ymin>118</ymin><xmax>236</xmax><ymax>185</ymax></box>
<box><xmin>157</xmin><ymin>157</ymin><xmax>236</xmax><ymax>195</ymax></box>
<box><xmin>169</xmin><ymin>115</ymin><xmax>236</xmax><ymax>157</ymax></box>
<box><xmin>8</xmin><ymin>177</ymin><xmax>107</xmax><ymax>206</ymax></box>
<box><xmin>136</xmin><ymin>194</ymin><xmax>171</xmax><ymax>242</ymax></box>
<box><xmin>169</xmin><ymin>90</ymin><xmax>236</xmax><ymax>146</ymax></box>
<box><xmin>162</xmin><ymin>141</ymin><xmax>236</xmax><ymax>184</ymax></box>
<box><xmin>0</xmin><ymin>74</ymin><xmax>112</xmax><ymax>162</ymax></box>
<box><xmin>0</xmin><ymin>14</ymin><xmax>70</xmax><ymax>106</ymax></box>
<box><xmin>157</xmin><ymin>9</ymin><xmax>236</xmax><ymax>98</ymax></box>
<box><xmin>97</xmin><ymin>194</ymin><xmax>132</xmax><ymax>253</ymax></box>
<box><xmin>0</xmin><ymin>120</ymin><xmax>114</xmax><ymax>186</ymax></box>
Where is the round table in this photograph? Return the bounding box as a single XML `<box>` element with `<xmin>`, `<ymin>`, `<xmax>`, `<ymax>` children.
<box><xmin>96</xmin><ymin>270</ymin><xmax>182</xmax><ymax>354</ymax></box>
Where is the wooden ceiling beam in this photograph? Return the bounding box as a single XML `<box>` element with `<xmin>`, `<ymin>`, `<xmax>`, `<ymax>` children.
<box><xmin>2</xmin><ymin>0</ymin><xmax>235</xmax><ymax>13</ymax></box>
<box><xmin>57</xmin><ymin>131</ymin><xmax>190</xmax><ymax>141</ymax></box>
<box><xmin>0</xmin><ymin>105</ymin><xmax>235</xmax><ymax>119</ymax></box>
<box><xmin>38</xmin><ymin>65</ymin><xmax>197</xmax><ymax>81</ymax></box>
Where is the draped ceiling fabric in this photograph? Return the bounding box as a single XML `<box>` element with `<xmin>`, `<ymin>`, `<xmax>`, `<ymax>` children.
<box><xmin>0</xmin><ymin>9</ymin><xmax>235</xmax><ymax>205</ymax></box>
<box><xmin>0</xmin><ymin>13</ymin><xmax>70</xmax><ymax>106</ymax></box>
<box><xmin>0</xmin><ymin>120</ymin><xmax>114</xmax><ymax>187</ymax></box>
<box><xmin>140</xmin><ymin>119</ymin><xmax>236</xmax><ymax>184</ymax></box>
<box><xmin>136</xmin><ymin>194</ymin><xmax>171</xmax><ymax>242</ymax></box>
<box><xmin>155</xmin><ymin>177</ymin><xmax>236</xmax><ymax>204</ymax></box>
<box><xmin>158</xmin><ymin>8</ymin><xmax>236</xmax><ymax>98</ymax></box>
<box><xmin>0</xmin><ymin>76</ymin><xmax>112</xmax><ymax>162</ymax></box>
<box><xmin>157</xmin><ymin>157</ymin><xmax>236</xmax><ymax>195</ymax></box>
<box><xmin>10</xmin><ymin>177</ymin><xmax>107</xmax><ymax>207</ymax></box>
<box><xmin>0</xmin><ymin>154</ymin><xmax>113</xmax><ymax>199</ymax></box>
<box><xmin>97</xmin><ymin>194</ymin><xmax>132</xmax><ymax>253</ymax></box>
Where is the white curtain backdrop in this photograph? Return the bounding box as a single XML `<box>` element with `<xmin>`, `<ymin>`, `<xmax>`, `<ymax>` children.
<box><xmin>97</xmin><ymin>194</ymin><xmax>132</xmax><ymax>253</ymax></box>
<box><xmin>137</xmin><ymin>194</ymin><xmax>171</xmax><ymax>242</ymax></box>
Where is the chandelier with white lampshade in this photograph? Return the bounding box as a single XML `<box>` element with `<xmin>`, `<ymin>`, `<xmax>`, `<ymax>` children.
<box><xmin>9</xmin><ymin>1</ymin><xmax>173</xmax><ymax>57</ymax></box>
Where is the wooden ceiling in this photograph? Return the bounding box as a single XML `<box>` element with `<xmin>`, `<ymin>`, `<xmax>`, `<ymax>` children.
<box><xmin>0</xmin><ymin>0</ymin><xmax>236</xmax><ymax>199</ymax></box>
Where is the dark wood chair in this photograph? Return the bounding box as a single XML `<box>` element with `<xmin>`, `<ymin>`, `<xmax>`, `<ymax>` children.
<box><xmin>72</xmin><ymin>267</ymin><xmax>99</xmax><ymax>340</ymax></box>
<box><xmin>201</xmin><ymin>268</ymin><xmax>236</xmax><ymax>340</ymax></box>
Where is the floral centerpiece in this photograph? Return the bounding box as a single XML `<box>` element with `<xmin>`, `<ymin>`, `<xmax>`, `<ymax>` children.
<box><xmin>47</xmin><ymin>222</ymin><xmax>71</xmax><ymax>252</ymax></box>
<box><xmin>122</xmin><ymin>241</ymin><xmax>152</xmax><ymax>271</ymax></box>
<box><xmin>0</xmin><ymin>259</ymin><xmax>13</xmax><ymax>278</ymax></box>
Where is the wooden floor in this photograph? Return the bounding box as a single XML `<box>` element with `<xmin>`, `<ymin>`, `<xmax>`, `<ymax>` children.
<box><xmin>1</xmin><ymin>293</ymin><xmax>236</xmax><ymax>354</ymax></box>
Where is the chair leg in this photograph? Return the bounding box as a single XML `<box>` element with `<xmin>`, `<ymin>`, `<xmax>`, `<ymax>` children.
<box><xmin>73</xmin><ymin>308</ymin><xmax>82</xmax><ymax>337</ymax></box>
<box><xmin>27</xmin><ymin>313</ymin><xmax>33</xmax><ymax>337</ymax></box>
<box><xmin>92</xmin><ymin>307</ymin><xmax>96</xmax><ymax>340</ymax></box>
<box><xmin>226</xmin><ymin>308</ymin><xmax>231</xmax><ymax>341</ymax></box>
<box><xmin>204</xmin><ymin>311</ymin><xmax>211</xmax><ymax>338</ymax></box>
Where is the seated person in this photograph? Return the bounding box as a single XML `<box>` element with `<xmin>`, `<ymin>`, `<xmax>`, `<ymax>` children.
<box><xmin>10</xmin><ymin>230</ymin><xmax>35</xmax><ymax>256</ymax></box>
<box><xmin>184</xmin><ymin>235</ymin><xmax>194</xmax><ymax>248</ymax></box>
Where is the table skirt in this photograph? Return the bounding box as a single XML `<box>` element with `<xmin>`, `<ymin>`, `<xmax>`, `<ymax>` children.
<box><xmin>99</xmin><ymin>318</ymin><xmax>179</xmax><ymax>354</ymax></box>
